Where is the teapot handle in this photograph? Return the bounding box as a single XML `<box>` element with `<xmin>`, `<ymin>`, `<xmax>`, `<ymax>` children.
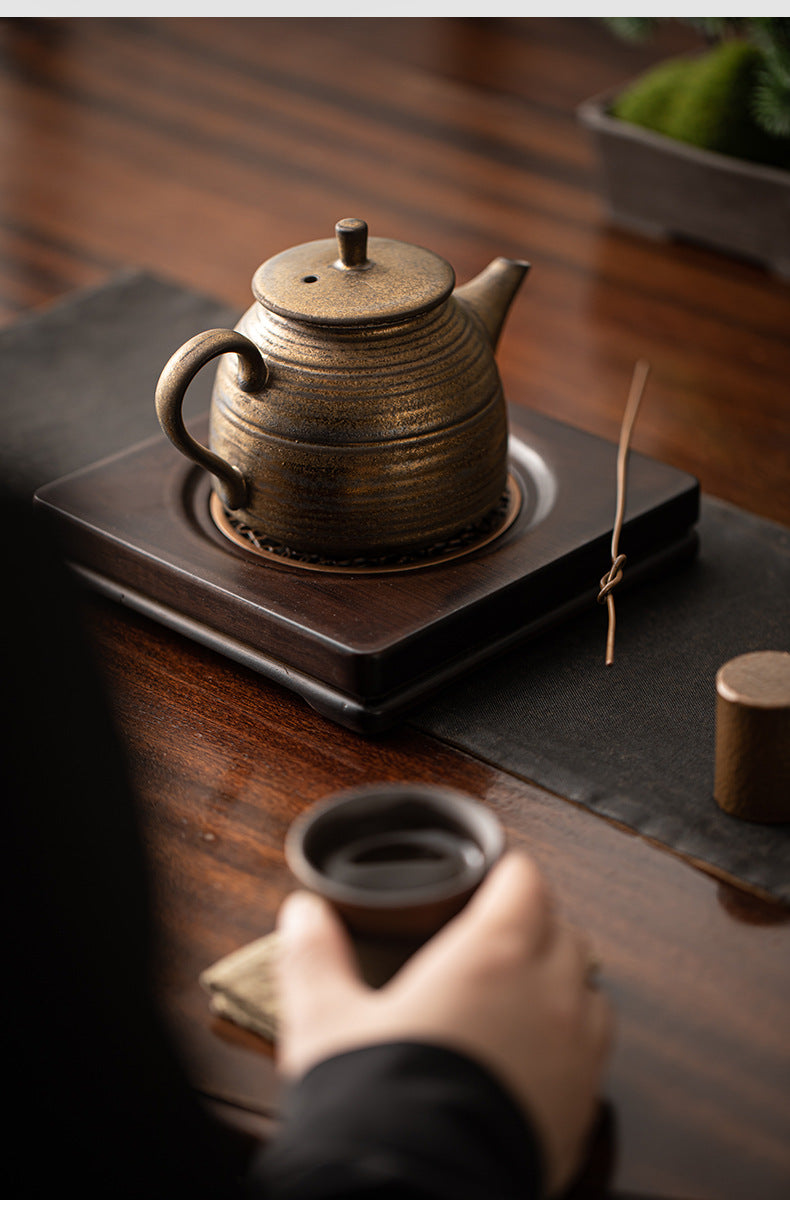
<box><xmin>155</xmin><ymin>328</ymin><xmax>268</xmax><ymax>511</ymax></box>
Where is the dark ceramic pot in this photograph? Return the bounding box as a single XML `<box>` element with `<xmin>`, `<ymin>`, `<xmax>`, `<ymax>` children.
<box><xmin>578</xmin><ymin>90</ymin><xmax>790</xmax><ymax>279</ymax></box>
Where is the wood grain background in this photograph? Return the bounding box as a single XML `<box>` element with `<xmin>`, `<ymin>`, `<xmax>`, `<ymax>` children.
<box><xmin>2</xmin><ymin>18</ymin><xmax>788</xmax><ymax>1198</ymax></box>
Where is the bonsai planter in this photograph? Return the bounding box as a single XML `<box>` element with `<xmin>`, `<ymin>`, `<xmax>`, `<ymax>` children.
<box><xmin>578</xmin><ymin>89</ymin><xmax>790</xmax><ymax>279</ymax></box>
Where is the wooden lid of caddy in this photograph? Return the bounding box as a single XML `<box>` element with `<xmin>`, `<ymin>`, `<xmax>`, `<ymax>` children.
<box><xmin>714</xmin><ymin>651</ymin><xmax>790</xmax><ymax>823</ymax></box>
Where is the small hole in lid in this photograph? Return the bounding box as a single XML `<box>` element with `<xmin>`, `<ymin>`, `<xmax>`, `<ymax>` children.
<box><xmin>302</xmin><ymin>275</ymin><xmax>318</xmax><ymax>283</ymax></box>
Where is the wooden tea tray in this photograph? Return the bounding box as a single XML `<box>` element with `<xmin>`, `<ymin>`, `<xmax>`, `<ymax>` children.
<box><xmin>34</xmin><ymin>404</ymin><xmax>699</xmax><ymax>732</ymax></box>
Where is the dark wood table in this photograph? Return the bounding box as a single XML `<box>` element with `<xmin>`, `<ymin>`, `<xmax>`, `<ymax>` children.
<box><xmin>2</xmin><ymin>17</ymin><xmax>788</xmax><ymax>1198</ymax></box>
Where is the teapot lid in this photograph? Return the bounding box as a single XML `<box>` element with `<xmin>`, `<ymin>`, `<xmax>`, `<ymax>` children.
<box><xmin>251</xmin><ymin>219</ymin><xmax>455</xmax><ymax>327</ymax></box>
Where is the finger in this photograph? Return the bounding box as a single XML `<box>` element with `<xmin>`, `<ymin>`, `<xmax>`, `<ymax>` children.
<box><xmin>445</xmin><ymin>849</ymin><xmax>557</xmax><ymax>956</ymax></box>
<box><xmin>391</xmin><ymin>851</ymin><xmax>556</xmax><ymax>993</ymax></box>
<box><xmin>586</xmin><ymin>986</ymin><xmax>615</xmax><ymax>1065</ymax></box>
<box><xmin>551</xmin><ymin>921</ymin><xmax>594</xmax><ymax>982</ymax></box>
<box><xmin>548</xmin><ymin>923</ymin><xmax>614</xmax><ymax>1060</ymax></box>
<box><xmin>276</xmin><ymin>890</ymin><xmax>366</xmax><ymax>1020</ymax></box>
<box><xmin>543</xmin><ymin>923</ymin><xmax>603</xmax><ymax>1014</ymax></box>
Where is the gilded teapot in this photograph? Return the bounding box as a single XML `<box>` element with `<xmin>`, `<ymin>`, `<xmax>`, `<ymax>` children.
<box><xmin>155</xmin><ymin>219</ymin><xmax>528</xmax><ymax>560</ymax></box>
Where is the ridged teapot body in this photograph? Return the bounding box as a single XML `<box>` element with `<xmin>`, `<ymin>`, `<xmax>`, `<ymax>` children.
<box><xmin>155</xmin><ymin>219</ymin><xmax>529</xmax><ymax>560</ymax></box>
<box><xmin>211</xmin><ymin>295</ymin><xmax>508</xmax><ymax>558</ymax></box>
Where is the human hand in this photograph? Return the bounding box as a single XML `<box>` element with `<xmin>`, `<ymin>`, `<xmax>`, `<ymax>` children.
<box><xmin>274</xmin><ymin>850</ymin><xmax>613</xmax><ymax>1195</ymax></box>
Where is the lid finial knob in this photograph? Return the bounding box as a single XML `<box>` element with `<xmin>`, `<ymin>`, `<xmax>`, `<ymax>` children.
<box><xmin>335</xmin><ymin>218</ymin><xmax>369</xmax><ymax>269</ymax></box>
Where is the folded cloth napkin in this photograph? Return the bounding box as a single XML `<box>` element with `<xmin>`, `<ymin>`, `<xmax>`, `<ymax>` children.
<box><xmin>199</xmin><ymin>932</ymin><xmax>280</xmax><ymax>1041</ymax></box>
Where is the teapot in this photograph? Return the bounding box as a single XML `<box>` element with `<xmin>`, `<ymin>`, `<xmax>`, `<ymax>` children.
<box><xmin>155</xmin><ymin>219</ymin><xmax>529</xmax><ymax>560</ymax></box>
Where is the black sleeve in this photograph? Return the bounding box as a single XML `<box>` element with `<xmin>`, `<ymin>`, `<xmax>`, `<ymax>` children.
<box><xmin>3</xmin><ymin>494</ymin><xmax>546</xmax><ymax>1199</ymax></box>
<box><xmin>2</xmin><ymin>494</ymin><xmax>247</xmax><ymax>1198</ymax></box>
<box><xmin>252</xmin><ymin>1041</ymin><xmax>545</xmax><ymax>1199</ymax></box>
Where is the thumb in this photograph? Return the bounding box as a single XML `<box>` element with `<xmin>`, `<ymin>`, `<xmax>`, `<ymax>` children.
<box><xmin>275</xmin><ymin>890</ymin><xmax>367</xmax><ymax>1069</ymax></box>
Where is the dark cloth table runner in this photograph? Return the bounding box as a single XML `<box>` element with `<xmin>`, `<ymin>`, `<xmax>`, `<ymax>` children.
<box><xmin>2</xmin><ymin>271</ymin><xmax>787</xmax><ymax>901</ymax></box>
<box><xmin>412</xmin><ymin>498</ymin><xmax>790</xmax><ymax>902</ymax></box>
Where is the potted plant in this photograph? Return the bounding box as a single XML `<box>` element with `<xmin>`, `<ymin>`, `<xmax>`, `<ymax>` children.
<box><xmin>578</xmin><ymin>18</ymin><xmax>790</xmax><ymax>276</ymax></box>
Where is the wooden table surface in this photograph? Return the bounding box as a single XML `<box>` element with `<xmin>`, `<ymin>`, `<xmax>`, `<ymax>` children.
<box><xmin>2</xmin><ymin>18</ymin><xmax>788</xmax><ymax>1199</ymax></box>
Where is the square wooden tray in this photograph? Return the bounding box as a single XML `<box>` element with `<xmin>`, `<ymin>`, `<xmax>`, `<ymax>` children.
<box><xmin>34</xmin><ymin>404</ymin><xmax>699</xmax><ymax>731</ymax></box>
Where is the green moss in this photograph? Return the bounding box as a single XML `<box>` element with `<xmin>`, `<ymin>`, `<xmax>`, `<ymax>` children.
<box><xmin>612</xmin><ymin>40</ymin><xmax>790</xmax><ymax>170</ymax></box>
<box><xmin>612</xmin><ymin>54</ymin><xmax>691</xmax><ymax>134</ymax></box>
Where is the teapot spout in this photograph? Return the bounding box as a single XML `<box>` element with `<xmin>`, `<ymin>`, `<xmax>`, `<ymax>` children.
<box><xmin>454</xmin><ymin>257</ymin><xmax>530</xmax><ymax>351</ymax></box>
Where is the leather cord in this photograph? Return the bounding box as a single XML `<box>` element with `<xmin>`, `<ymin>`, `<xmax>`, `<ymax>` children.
<box><xmin>598</xmin><ymin>358</ymin><xmax>650</xmax><ymax>666</ymax></box>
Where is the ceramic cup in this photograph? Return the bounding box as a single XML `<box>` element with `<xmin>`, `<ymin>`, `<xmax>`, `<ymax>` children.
<box><xmin>284</xmin><ymin>782</ymin><xmax>505</xmax><ymax>986</ymax></box>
